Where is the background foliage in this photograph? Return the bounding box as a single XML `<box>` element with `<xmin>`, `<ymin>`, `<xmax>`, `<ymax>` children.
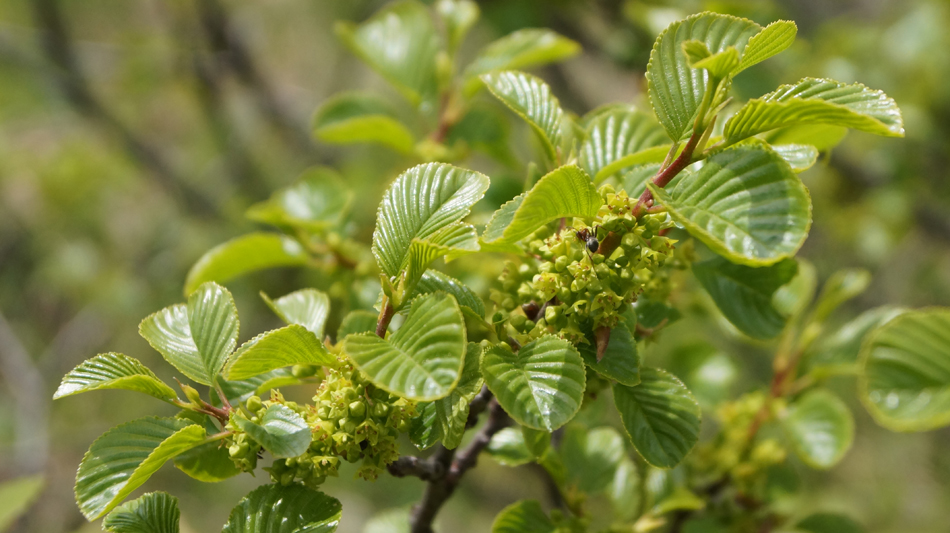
<box><xmin>1</xmin><ymin>0</ymin><xmax>949</xmax><ymax>532</ymax></box>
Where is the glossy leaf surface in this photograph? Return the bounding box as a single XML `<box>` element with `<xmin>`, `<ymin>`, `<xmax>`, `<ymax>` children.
<box><xmin>246</xmin><ymin>168</ymin><xmax>352</xmax><ymax>232</ymax></box>
<box><xmin>226</xmin><ymin>325</ymin><xmax>335</xmax><ymax>381</ymax></box>
<box><xmin>578</xmin><ymin>325</ymin><xmax>641</xmax><ymax>386</ymax></box>
<box><xmin>579</xmin><ymin>105</ymin><xmax>668</xmax><ymax>183</ymax></box>
<box><xmin>491</xmin><ymin>500</ymin><xmax>555</xmax><ymax>533</ymax></box>
<box><xmin>481</xmin><ymin>336</ymin><xmax>586</xmax><ymax>431</ymax></box>
<box><xmin>614</xmin><ymin>368</ymin><xmax>701</xmax><ymax>468</ymax></box>
<box><xmin>312</xmin><ymin>93</ymin><xmax>415</xmax><ymax>153</ymax></box>
<box><xmin>344</xmin><ymin>292</ymin><xmax>466</xmax><ymax>401</ymax></box>
<box><xmin>481</xmin><ymin>71</ymin><xmax>564</xmax><ymax>161</ymax></box>
<box><xmin>782</xmin><ymin>389</ymin><xmax>854</xmax><ymax>469</ymax></box>
<box><xmin>221</xmin><ymin>484</ymin><xmax>341</xmax><ymax>533</ymax></box>
<box><xmin>409</xmin><ymin>343</ymin><xmax>484</xmax><ymax>449</ymax></box>
<box><xmin>464</xmin><ymin>29</ymin><xmax>579</xmax><ymax>90</ymax></box>
<box><xmin>233</xmin><ymin>404</ymin><xmax>312</xmax><ymax>459</ymax></box>
<box><xmin>735</xmin><ymin>20</ymin><xmax>797</xmax><ymax>72</ymax></box>
<box><xmin>54</xmin><ymin>352</ymin><xmax>177</xmax><ymax>403</ymax></box>
<box><xmin>103</xmin><ymin>492</ymin><xmax>180</xmax><ymax>533</ymax></box>
<box><xmin>262</xmin><ymin>289</ymin><xmax>331</xmax><ymax>338</ymax></box>
<box><xmin>648</xmin><ymin>144</ymin><xmax>811</xmax><ymax>266</ymax></box>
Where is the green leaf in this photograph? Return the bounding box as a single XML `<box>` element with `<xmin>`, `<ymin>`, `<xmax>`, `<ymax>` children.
<box><xmin>221</xmin><ymin>484</ymin><xmax>341</xmax><ymax>533</ymax></box>
<box><xmin>770</xmin><ymin>143</ymin><xmax>818</xmax><ymax>173</ymax></box>
<box><xmin>647</xmin><ymin>13</ymin><xmax>761</xmax><ymax>140</ymax></box>
<box><xmin>246</xmin><ymin>168</ymin><xmax>352</xmax><ymax>233</ymax></box>
<box><xmin>668</xmin><ymin>342</ymin><xmax>737</xmax><ymax>409</ymax></box>
<box><xmin>578</xmin><ymin>325</ymin><xmax>641</xmax><ymax>386</ymax></box>
<box><xmin>403</xmin><ymin>223</ymin><xmax>480</xmax><ymax>290</ymax></box>
<box><xmin>139</xmin><ymin>282</ymin><xmax>239</xmax><ymax>385</ymax></box>
<box><xmin>344</xmin><ymin>292</ymin><xmax>466</xmax><ymax>401</ymax></box>
<box><xmin>781</xmin><ymin>389</ymin><xmax>854</xmax><ymax>469</ymax></box>
<box><xmin>682</xmin><ymin>40</ymin><xmax>740</xmax><ymax>78</ymax></box>
<box><xmin>810</xmin><ymin>268</ymin><xmax>871</xmax><ymax>324</ymax></box>
<box><xmin>446</xmin><ymin>103</ymin><xmax>516</xmax><ymax>164</ymax></box>
<box><xmin>213</xmin><ymin>370</ymin><xmax>298</xmax><ymax>407</ymax></box>
<box><xmin>491</xmin><ymin>500</ymin><xmax>556</xmax><ymax>533</ymax></box>
<box><xmin>410</xmin><ymin>343</ymin><xmax>484</xmax><ymax>449</ymax></box>
<box><xmin>621</xmin><ymin>163</ymin><xmax>662</xmax><ymax>197</ymax></box>
<box><xmin>0</xmin><ymin>475</ymin><xmax>44</xmax><ymax>531</ymax></box>
<box><xmin>262</xmin><ymin>289</ymin><xmax>331</xmax><ymax>338</ymax></box>
<box><xmin>653</xmin><ymin>487</ymin><xmax>705</xmax><ymax>515</ymax></box>
<box><xmin>372</xmin><ymin>162</ymin><xmax>489</xmax><ymax>285</ymax></box>
<box><xmin>54</xmin><ymin>353</ymin><xmax>178</xmax><ymax>403</ymax></box>
<box><xmin>635</xmin><ymin>296</ymin><xmax>681</xmax><ymax>330</ymax></box>
<box><xmin>337</xmin><ymin>310</ymin><xmax>378</xmax><ymax>339</ymax></box>
<box><xmin>226</xmin><ymin>325</ymin><xmax>335</xmax><ymax>381</ymax></box>
<box><xmin>312</xmin><ymin>93</ymin><xmax>415</xmax><ymax>153</ymax></box>
<box><xmin>648</xmin><ymin>144</ymin><xmax>811</xmax><ymax>266</ymax></box>
<box><xmin>481</xmin><ymin>70</ymin><xmax>564</xmax><ymax>161</ymax></box>
<box><xmin>464</xmin><ymin>29</ymin><xmax>579</xmax><ymax>93</ymax></box>
<box><xmin>184</xmin><ymin>234</ymin><xmax>308</xmax><ymax>296</ymax></box>
<box><xmin>481</xmin><ymin>335</ymin><xmax>586</xmax><ymax>431</ymax></box>
<box><xmin>174</xmin><ymin>439</ymin><xmax>241</xmax><ymax>483</ymax></box>
<box><xmin>411</xmin><ymin>270</ymin><xmax>485</xmax><ymax>318</ymax></box>
<box><xmin>724</xmin><ymin>78</ymin><xmax>904</xmax><ymax>144</ymax></box>
<box><xmin>335</xmin><ymin>0</ymin><xmax>439</xmax><ymax>105</ymax></box>
<box><xmin>486</xmin><ymin>427</ymin><xmax>534</xmax><ymax>466</ymax></box>
<box><xmin>859</xmin><ymin>308</ymin><xmax>950</xmax><ymax>431</ymax></box>
<box><xmin>103</xmin><ymin>492</ymin><xmax>180</xmax><ymax>533</ymax></box>
<box><xmin>562</xmin><ymin>425</ymin><xmax>626</xmax><ymax>493</ymax></box>
<box><xmin>736</xmin><ymin>20</ymin><xmax>797</xmax><ymax>72</ymax></box>
<box><xmin>483</xmin><ymin>165</ymin><xmax>602</xmax><ymax>244</ymax></box>
<box><xmin>609</xmin><ymin>459</ymin><xmax>641</xmax><ymax>522</ymax></box>
<box><xmin>763</xmin><ymin>123</ymin><xmax>847</xmax><ymax>151</ymax></box>
<box><xmin>692</xmin><ymin>256</ymin><xmax>799</xmax><ymax>339</ymax></box>
<box><xmin>796</xmin><ymin>513</ymin><xmax>865</xmax><ymax>533</ymax></box>
<box><xmin>233</xmin><ymin>404</ymin><xmax>312</xmax><ymax>458</ymax></box>
<box><xmin>578</xmin><ymin>105</ymin><xmax>669</xmax><ymax>183</ymax></box>
<box><xmin>75</xmin><ymin>417</ymin><xmax>206</xmax><ymax>520</ymax></box>
<box><xmin>436</xmin><ymin>0</ymin><xmax>479</xmax><ymax>53</ymax></box>
<box><xmin>613</xmin><ymin>368</ymin><xmax>701</xmax><ymax>468</ymax></box>
<box><xmin>806</xmin><ymin>306</ymin><xmax>904</xmax><ymax>371</ymax></box>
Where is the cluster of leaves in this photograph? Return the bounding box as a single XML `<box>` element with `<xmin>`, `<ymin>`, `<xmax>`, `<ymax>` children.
<box><xmin>52</xmin><ymin>2</ymin><xmax>950</xmax><ymax>533</ymax></box>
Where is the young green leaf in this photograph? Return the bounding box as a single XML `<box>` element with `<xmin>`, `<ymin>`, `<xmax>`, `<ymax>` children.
<box><xmin>810</xmin><ymin>268</ymin><xmax>871</xmax><ymax>324</ymax></box>
<box><xmin>613</xmin><ymin>368</ymin><xmax>701</xmax><ymax>468</ymax></box>
<box><xmin>481</xmin><ymin>336</ymin><xmax>586</xmax><ymax>431</ymax></box>
<box><xmin>682</xmin><ymin>40</ymin><xmax>740</xmax><ymax>78</ymax></box>
<box><xmin>232</xmin><ymin>404</ymin><xmax>312</xmax><ymax>458</ymax></box>
<box><xmin>140</xmin><ymin>282</ymin><xmax>239</xmax><ymax>385</ymax></box>
<box><xmin>103</xmin><ymin>492</ymin><xmax>180</xmax><ymax>533</ymax></box>
<box><xmin>411</xmin><ymin>270</ymin><xmax>486</xmax><ymax>318</ymax></box>
<box><xmin>174</xmin><ymin>439</ymin><xmax>241</xmax><ymax>483</ymax></box>
<box><xmin>692</xmin><ymin>256</ymin><xmax>799</xmax><ymax>339</ymax></box>
<box><xmin>221</xmin><ymin>484</ymin><xmax>342</xmax><ymax>533</ymax></box>
<box><xmin>54</xmin><ymin>352</ymin><xmax>178</xmax><ymax>403</ymax></box>
<box><xmin>436</xmin><ymin>0</ymin><xmax>479</xmax><ymax>53</ymax></box>
<box><xmin>75</xmin><ymin>417</ymin><xmax>206</xmax><ymax>520</ymax></box>
<box><xmin>770</xmin><ymin>143</ymin><xmax>819</xmax><ymax>173</ymax></box>
<box><xmin>735</xmin><ymin>20</ymin><xmax>797</xmax><ymax>72</ymax></box>
<box><xmin>344</xmin><ymin>292</ymin><xmax>466</xmax><ymax>401</ymax></box>
<box><xmin>225</xmin><ymin>325</ymin><xmax>336</xmax><ymax>381</ymax></box>
<box><xmin>561</xmin><ymin>426</ymin><xmax>627</xmax><ymax>493</ymax></box>
<box><xmin>481</xmin><ymin>70</ymin><xmax>564</xmax><ymax>161</ymax></box>
<box><xmin>805</xmin><ymin>306</ymin><xmax>905</xmax><ymax>372</ymax></box>
<box><xmin>621</xmin><ymin>163</ymin><xmax>662</xmax><ymax>197</ymax></box>
<box><xmin>335</xmin><ymin>0</ymin><xmax>439</xmax><ymax>105</ymax></box>
<box><xmin>464</xmin><ymin>29</ymin><xmax>580</xmax><ymax>93</ymax></box>
<box><xmin>372</xmin><ymin>162</ymin><xmax>490</xmax><ymax>285</ymax></box>
<box><xmin>609</xmin><ymin>459</ymin><xmax>641</xmax><ymax>522</ymax></box>
<box><xmin>0</xmin><ymin>475</ymin><xmax>44</xmax><ymax>532</ymax></box>
<box><xmin>246</xmin><ymin>167</ymin><xmax>352</xmax><ymax>232</ymax></box>
<box><xmin>261</xmin><ymin>289</ymin><xmax>331</xmax><ymax>338</ymax></box>
<box><xmin>183</xmin><ymin>233</ymin><xmax>308</xmax><ymax>296</ymax></box>
<box><xmin>483</xmin><ymin>165</ymin><xmax>602</xmax><ymax>245</ymax></box>
<box><xmin>724</xmin><ymin>78</ymin><xmax>904</xmax><ymax>144</ymax></box>
<box><xmin>312</xmin><ymin>92</ymin><xmax>416</xmax><ymax>153</ymax></box>
<box><xmin>647</xmin><ymin>13</ymin><xmax>761</xmax><ymax>140</ymax></box>
<box><xmin>647</xmin><ymin>144</ymin><xmax>811</xmax><ymax>266</ymax></box>
<box><xmin>578</xmin><ymin>325</ymin><xmax>641</xmax><ymax>386</ymax></box>
<box><xmin>578</xmin><ymin>105</ymin><xmax>669</xmax><ymax>183</ymax></box>
<box><xmin>860</xmin><ymin>308</ymin><xmax>950</xmax><ymax>431</ymax></box>
<box><xmin>410</xmin><ymin>343</ymin><xmax>485</xmax><ymax>449</ymax></box>
<box><xmin>781</xmin><ymin>389</ymin><xmax>854</xmax><ymax>469</ymax></box>
<box><xmin>337</xmin><ymin>310</ymin><xmax>379</xmax><ymax>339</ymax></box>
<box><xmin>491</xmin><ymin>500</ymin><xmax>556</xmax><ymax>533</ymax></box>
<box><xmin>486</xmin><ymin>427</ymin><xmax>534</xmax><ymax>467</ymax></box>
<box><xmin>404</xmin><ymin>222</ymin><xmax>480</xmax><ymax>288</ymax></box>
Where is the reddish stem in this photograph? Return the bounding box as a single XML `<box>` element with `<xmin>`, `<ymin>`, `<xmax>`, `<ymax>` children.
<box><xmin>634</xmin><ymin>131</ymin><xmax>703</xmax><ymax>216</ymax></box>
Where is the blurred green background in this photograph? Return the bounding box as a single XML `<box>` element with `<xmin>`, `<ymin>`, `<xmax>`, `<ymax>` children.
<box><xmin>1</xmin><ymin>0</ymin><xmax>949</xmax><ymax>531</ymax></box>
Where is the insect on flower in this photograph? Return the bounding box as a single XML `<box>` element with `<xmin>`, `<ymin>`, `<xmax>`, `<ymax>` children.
<box><xmin>575</xmin><ymin>226</ymin><xmax>600</xmax><ymax>255</ymax></box>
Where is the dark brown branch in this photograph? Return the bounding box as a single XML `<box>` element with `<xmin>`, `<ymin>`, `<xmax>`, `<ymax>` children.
<box><xmin>376</xmin><ymin>300</ymin><xmax>395</xmax><ymax>338</ymax></box>
<box><xmin>29</xmin><ymin>0</ymin><xmax>219</xmax><ymax>216</ymax></box>
<box><xmin>387</xmin><ymin>455</ymin><xmax>446</xmax><ymax>481</ymax></box>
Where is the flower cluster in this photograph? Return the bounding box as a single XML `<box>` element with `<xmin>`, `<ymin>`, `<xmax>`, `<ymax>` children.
<box><xmin>491</xmin><ymin>187</ymin><xmax>681</xmax><ymax>344</ymax></box>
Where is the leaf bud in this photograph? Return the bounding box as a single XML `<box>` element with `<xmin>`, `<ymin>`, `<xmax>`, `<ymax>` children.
<box><xmin>246</xmin><ymin>395</ymin><xmax>263</xmax><ymax>413</ymax></box>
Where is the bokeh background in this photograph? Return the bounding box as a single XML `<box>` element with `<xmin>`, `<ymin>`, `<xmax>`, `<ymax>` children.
<box><xmin>1</xmin><ymin>0</ymin><xmax>949</xmax><ymax>531</ymax></box>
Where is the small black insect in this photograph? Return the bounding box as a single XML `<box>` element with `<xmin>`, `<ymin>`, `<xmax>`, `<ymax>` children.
<box><xmin>575</xmin><ymin>227</ymin><xmax>600</xmax><ymax>254</ymax></box>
